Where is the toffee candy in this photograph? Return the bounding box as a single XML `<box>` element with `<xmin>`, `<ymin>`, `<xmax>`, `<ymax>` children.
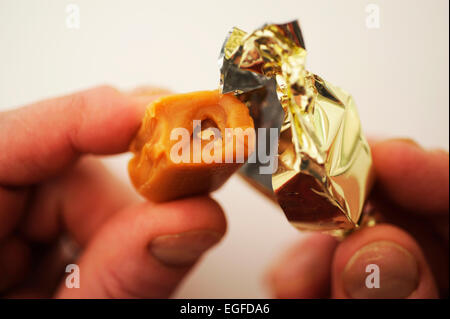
<box><xmin>128</xmin><ymin>90</ymin><xmax>255</xmax><ymax>202</ymax></box>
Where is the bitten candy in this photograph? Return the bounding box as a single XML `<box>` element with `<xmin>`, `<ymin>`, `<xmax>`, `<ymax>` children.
<box><xmin>128</xmin><ymin>90</ymin><xmax>255</xmax><ymax>202</ymax></box>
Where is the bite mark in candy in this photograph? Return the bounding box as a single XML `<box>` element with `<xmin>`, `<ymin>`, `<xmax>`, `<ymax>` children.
<box><xmin>128</xmin><ymin>90</ymin><xmax>255</xmax><ymax>202</ymax></box>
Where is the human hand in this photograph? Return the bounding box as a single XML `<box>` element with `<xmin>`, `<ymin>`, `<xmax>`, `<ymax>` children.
<box><xmin>0</xmin><ymin>86</ymin><xmax>226</xmax><ymax>298</ymax></box>
<box><xmin>267</xmin><ymin>139</ymin><xmax>449</xmax><ymax>298</ymax></box>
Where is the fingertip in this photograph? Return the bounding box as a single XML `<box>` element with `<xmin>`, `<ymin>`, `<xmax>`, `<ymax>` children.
<box><xmin>147</xmin><ymin>196</ymin><xmax>227</xmax><ymax>237</ymax></box>
<box><xmin>371</xmin><ymin>139</ymin><xmax>449</xmax><ymax>213</ymax></box>
<box><xmin>73</xmin><ymin>85</ymin><xmax>174</xmax><ymax>155</ymax></box>
<box><xmin>69</xmin><ymin>85</ymin><xmax>144</xmax><ymax>155</ymax></box>
<box><xmin>57</xmin><ymin>196</ymin><xmax>227</xmax><ymax>298</ymax></box>
<box><xmin>135</xmin><ymin>196</ymin><xmax>227</xmax><ymax>270</ymax></box>
<box><xmin>332</xmin><ymin>224</ymin><xmax>439</xmax><ymax>299</ymax></box>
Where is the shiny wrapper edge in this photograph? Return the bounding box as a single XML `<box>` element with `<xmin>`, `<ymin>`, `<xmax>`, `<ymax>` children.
<box><xmin>219</xmin><ymin>20</ymin><xmax>374</xmax><ymax>233</ymax></box>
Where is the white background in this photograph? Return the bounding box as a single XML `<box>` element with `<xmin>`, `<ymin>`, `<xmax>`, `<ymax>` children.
<box><xmin>0</xmin><ymin>0</ymin><xmax>448</xmax><ymax>298</ymax></box>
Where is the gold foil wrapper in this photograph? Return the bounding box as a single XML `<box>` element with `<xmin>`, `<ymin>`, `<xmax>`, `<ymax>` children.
<box><xmin>219</xmin><ymin>21</ymin><xmax>374</xmax><ymax>233</ymax></box>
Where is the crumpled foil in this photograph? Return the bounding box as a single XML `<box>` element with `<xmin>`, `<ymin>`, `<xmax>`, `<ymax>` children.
<box><xmin>219</xmin><ymin>20</ymin><xmax>373</xmax><ymax>233</ymax></box>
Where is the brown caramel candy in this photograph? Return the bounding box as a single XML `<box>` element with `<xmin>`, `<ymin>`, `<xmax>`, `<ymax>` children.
<box><xmin>128</xmin><ymin>90</ymin><xmax>254</xmax><ymax>202</ymax></box>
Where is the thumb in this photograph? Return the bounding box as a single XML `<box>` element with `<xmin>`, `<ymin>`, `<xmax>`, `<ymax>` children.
<box><xmin>56</xmin><ymin>196</ymin><xmax>226</xmax><ymax>298</ymax></box>
<box><xmin>331</xmin><ymin>224</ymin><xmax>439</xmax><ymax>299</ymax></box>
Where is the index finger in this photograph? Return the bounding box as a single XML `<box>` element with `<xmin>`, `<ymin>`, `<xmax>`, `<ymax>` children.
<box><xmin>0</xmin><ymin>86</ymin><xmax>164</xmax><ymax>185</ymax></box>
<box><xmin>371</xmin><ymin>139</ymin><xmax>449</xmax><ymax>213</ymax></box>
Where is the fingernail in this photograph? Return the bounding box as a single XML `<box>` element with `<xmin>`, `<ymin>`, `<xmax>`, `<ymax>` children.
<box><xmin>149</xmin><ymin>230</ymin><xmax>222</xmax><ymax>267</ymax></box>
<box><xmin>343</xmin><ymin>241</ymin><xmax>419</xmax><ymax>299</ymax></box>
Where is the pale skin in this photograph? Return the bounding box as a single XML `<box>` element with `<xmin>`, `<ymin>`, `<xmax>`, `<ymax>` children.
<box><xmin>0</xmin><ymin>86</ymin><xmax>448</xmax><ymax>298</ymax></box>
<box><xmin>267</xmin><ymin>139</ymin><xmax>449</xmax><ymax>298</ymax></box>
